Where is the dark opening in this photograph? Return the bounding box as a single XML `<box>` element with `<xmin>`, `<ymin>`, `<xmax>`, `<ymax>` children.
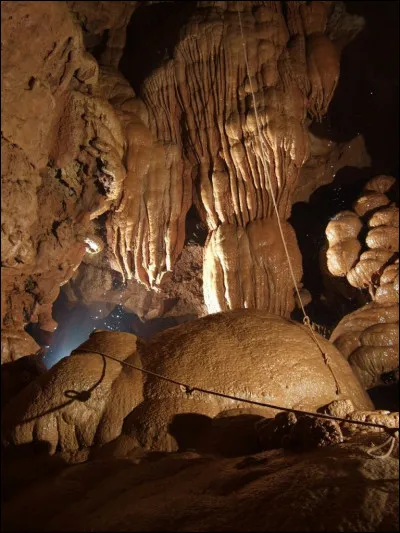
<box><xmin>120</xmin><ymin>1</ymin><xmax>197</xmax><ymax>94</ymax></box>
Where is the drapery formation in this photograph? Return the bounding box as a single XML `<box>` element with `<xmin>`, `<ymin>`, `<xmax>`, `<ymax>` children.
<box><xmin>108</xmin><ymin>1</ymin><xmax>339</xmax><ymax>316</ymax></box>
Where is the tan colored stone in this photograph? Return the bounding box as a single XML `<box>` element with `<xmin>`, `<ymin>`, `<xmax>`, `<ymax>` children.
<box><xmin>136</xmin><ymin>309</ymin><xmax>372</xmax><ymax>450</ymax></box>
<box><xmin>2</xmin><ymin>331</ymin><xmax>143</xmax><ymax>454</ymax></box>
<box><xmin>331</xmin><ymin>302</ymin><xmax>399</xmax><ymax>389</ymax></box>
<box><xmin>2</xmin><ymin>310</ymin><xmax>373</xmax><ymax>455</ymax></box>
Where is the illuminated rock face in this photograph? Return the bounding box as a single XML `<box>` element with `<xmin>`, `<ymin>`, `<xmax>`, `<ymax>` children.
<box><xmin>100</xmin><ymin>66</ymin><xmax>193</xmax><ymax>289</ymax></box>
<box><xmin>330</xmin><ymin>302</ymin><xmax>399</xmax><ymax>390</ymax></box>
<box><xmin>1</xmin><ymin>2</ymin><xmax>127</xmax><ymax>363</ymax></box>
<box><xmin>326</xmin><ymin>176</ymin><xmax>398</xmax><ymax>297</ymax></box>
<box><xmin>107</xmin><ymin>1</ymin><xmax>340</xmax><ymax>316</ymax></box>
<box><xmin>2</xmin><ymin>310</ymin><xmax>372</xmax><ymax>454</ymax></box>
<box><xmin>326</xmin><ymin>176</ymin><xmax>399</xmax><ymax>389</ymax></box>
<box><xmin>203</xmin><ymin>219</ymin><xmax>302</xmax><ymax>315</ymax></box>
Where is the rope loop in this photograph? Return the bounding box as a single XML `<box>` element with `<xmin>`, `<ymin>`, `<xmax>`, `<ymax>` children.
<box><xmin>303</xmin><ymin>316</ymin><xmax>311</xmax><ymax>327</ymax></box>
<box><xmin>366</xmin><ymin>435</ymin><xmax>397</xmax><ymax>459</ymax></box>
<box><xmin>180</xmin><ymin>384</ymin><xmax>195</xmax><ymax>395</ymax></box>
<box><xmin>64</xmin><ymin>390</ymin><xmax>92</xmax><ymax>402</ymax></box>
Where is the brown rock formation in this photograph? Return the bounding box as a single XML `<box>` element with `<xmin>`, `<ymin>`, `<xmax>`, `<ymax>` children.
<box><xmin>1</xmin><ymin>2</ymin><xmax>126</xmax><ymax>363</ymax></box>
<box><xmin>326</xmin><ymin>175</ymin><xmax>398</xmax><ymax>296</ymax></box>
<box><xmin>67</xmin><ymin>1</ymin><xmax>137</xmax><ymax>68</ymax></box>
<box><xmin>1</xmin><ymin>4</ymin><xmax>399</xmax><ymax>531</ymax></box>
<box><xmin>341</xmin><ymin>408</ymin><xmax>399</xmax><ymax>437</ymax></box>
<box><xmin>2</xmin><ymin>309</ymin><xmax>372</xmax><ymax>455</ymax></box>
<box><xmin>62</xmin><ymin>243</ymin><xmax>167</xmax><ymax>321</ymax></box>
<box><xmin>293</xmin><ymin>132</ymin><xmax>371</xmax><ymax>204</ymax></box>
<box><xmin>1</xmin><ymin>354</ymin><xmax>47</xmax><ymax>409</ymax></box>
<box><xmin>325</xmin><ymin>175</ymin><xmax>399</xmax><ymax>388</ymax></box>
<box><xmin>289</xmin><ymin>414</ymin><xmax>344</xmax><ymax>450</ymax></box>
<box><xmin>2</xmin><ymin>331</ymin><xmax>143</xmax><ymax>454</ymax></box>
<box><xmin>256</xmin><ymin>411</ymin><xmax>299</xmax><ymax>450</ymax></box>
<box><xmin>256</xmin><ymin>411</ymin><xmax>345</xmax><ymax>452</ymax></box>
<box><xmin>91</xmin><ymin>64</ymin><xmax>192</xmax><ymax>289</ymax></box>
<box><xmin>1</xmin><ymin>1</ymin><xmax>349</xmax><ymax>361</ymax></box>
<box><xmin>160</xmin><ymin>242</ymin><xmax>206</xmax><ymax>318</ymax></box>
<box><xmin>63</xmin><ymin>239</ymin><xmax>205</xmax><ymax>321</ymax></box>
<box><xmin>330</xmin><ymin>302</ymin><xmax>399</xmax><ymax>389</ymax></box>
<box><xmin>106</xmin><ymin>1</ymin><xmax>340</xmax><ymax>317</ymax></box>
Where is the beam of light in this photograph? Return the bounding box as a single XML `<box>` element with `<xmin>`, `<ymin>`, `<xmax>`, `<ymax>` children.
<box><xmin>42</xmin><ymin>302</ymin><xmax>136</xmax><ymax>368</ymax></box>
<box><xmin>39</xmin><ymin>292</ymin><xmax>196</xmax><ymax>369</ymax></box>
<box><xmin>43</xmin><ymin>319</ymin><xmax>99</xmax><ymax>369</ymax></box>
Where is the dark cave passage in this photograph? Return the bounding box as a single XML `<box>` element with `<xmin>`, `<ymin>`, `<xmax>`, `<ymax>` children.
<box><xmin>290</xmin><ymin>0</ymin><xmax>399</xmax><ymax>320</ymax></box>
<box><xmin>311</xmin><ymin>1</ymin><xmax>399</xmax><ymax>176</ymax></box>
<box><xmin>120</xmin><ymin>1</ymin><xmax>197</xmax><ymax>94</ymax></box>
<box><xmin>26</xmin><ymin>291</ymin><xmax>192</xmax><ymax>369</ymax></box>
<box><xmin>289</xmin><ymin>1</ymin><xmax>399</xmax><ymax>411</ymax></box>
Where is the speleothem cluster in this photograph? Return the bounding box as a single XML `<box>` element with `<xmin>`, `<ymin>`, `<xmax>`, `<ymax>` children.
<box><xmin>1</xmin><ymin>6</ymin><xmax>399</xmax><ymax>531</ymax></box>
<box><xmin>2</xmin><ymin>310</ymin><xmax>372</xmax><ymax>455</ymax></box>
<box><xmin>1</xmin><ymin>1</ymin><xmax>345</xmax><ymax>361</ymax></box>
<box><xmin>326</xmin><ymin>175</ymin><xmax>399</xmax><ymax>389</ymax></box>
<box><xmin>106</xmin><ymin>1</ymin><xmax>340</xmax><ymax>317</ymax></box>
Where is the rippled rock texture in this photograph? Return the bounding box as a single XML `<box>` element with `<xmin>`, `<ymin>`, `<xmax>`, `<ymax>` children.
<box><xmin>1</xmin><ymin>1</ymin><xmax>347</xmax><ymax>362</ymax></box>
<box><xmin>326</xmin><ymin>175</ymin><xmax>399</xmax><ymax>389</ymax></box>
<box><xmin>108</xmin><ymin>1</ymin><xmax>340</xmax><ymax>317</ymax></box>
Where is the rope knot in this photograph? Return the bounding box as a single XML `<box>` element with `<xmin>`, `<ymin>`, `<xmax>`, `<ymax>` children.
<box><xmin>322</xmin><ymin>352</ymin><xmax>331</xmax><ymax>365</ymax></box>
<box><xmin>303</xmin><ymin>316</ymin><xmax>311</xmax><ymax>327</ymax></box>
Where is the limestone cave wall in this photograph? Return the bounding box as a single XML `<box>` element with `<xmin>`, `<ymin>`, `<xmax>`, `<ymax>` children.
<box><xmin>1</xmin><ymin>0</ymin><xmax>398</xmax><ymax>380</ymax></box>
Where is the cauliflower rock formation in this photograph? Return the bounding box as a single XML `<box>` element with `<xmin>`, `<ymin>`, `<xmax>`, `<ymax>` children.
<box><xmin>330</xmin><ymin>302</ymin><xmax>399</xmax><ymax>389</ymax></box>
<box><xmin>325</xmin><ymin>175</ymin><xmax>399</xmax><ymax>389</ymax></box>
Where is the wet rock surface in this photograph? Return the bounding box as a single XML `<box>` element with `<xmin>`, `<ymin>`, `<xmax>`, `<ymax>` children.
<box><xmin>2</xmin><ymin>310</ymin><xmax>373</xmax><ymax>455</ymax></box>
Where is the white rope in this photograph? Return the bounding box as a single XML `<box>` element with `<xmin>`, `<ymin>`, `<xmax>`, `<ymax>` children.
<box><xmin>236</xmin><ymin>3</ymin><xmax>341</xmax><ymax>394</ymax></box>
<box><xmin>366</xmin><ymin>431</ymin><xmax>398</xmax><ymax>460</ymax></box>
